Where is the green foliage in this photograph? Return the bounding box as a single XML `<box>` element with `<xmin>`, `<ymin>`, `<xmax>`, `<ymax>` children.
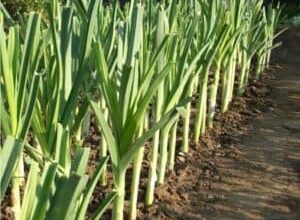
<box><xmin>0</xmin><ymin>136</ymin><xmax>23</xmax><ymax>200</ymax></box>
<box><xmin>20</xmin><ymin>150</ymin><xmax>116</xmax><ymax>220</ymax></box>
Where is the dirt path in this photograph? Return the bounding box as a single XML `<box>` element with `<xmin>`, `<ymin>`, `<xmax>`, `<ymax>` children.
<box><xmin>144</xmin><ymin>28</ymin><xmax>300</xmax><ymax>220</ymax></box>
<box><xmin>206</xmin><ymin>28</ymin><xmax>300</xmax><ymax>220</ymax></box>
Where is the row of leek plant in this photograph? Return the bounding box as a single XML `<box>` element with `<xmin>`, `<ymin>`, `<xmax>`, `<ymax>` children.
<box><xmin>91</xmin><ymin>0</ymin><xmax>283</xmax><ymax>219</ymax></box>
<box><xmin>126</xmin><ymin>0</ymin><xmax>283</xmax><ymax>219</ymax></box>
<box><xmin>0</xmin><ymin>0</ymin><xmax>283</xmax><ymax>220</ymax></box>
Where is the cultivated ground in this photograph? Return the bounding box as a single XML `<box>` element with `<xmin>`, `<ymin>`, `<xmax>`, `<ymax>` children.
<box><xmin>142</xmin><ymin>28</ymin><xmax>300</xmax><ymax>220</ymax></box>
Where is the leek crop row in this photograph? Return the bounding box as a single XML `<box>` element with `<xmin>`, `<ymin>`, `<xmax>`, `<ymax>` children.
<box><xmin>0</xmin><ymin>0</ymin><xmax>283</xmax><ymax>220</ymax></box>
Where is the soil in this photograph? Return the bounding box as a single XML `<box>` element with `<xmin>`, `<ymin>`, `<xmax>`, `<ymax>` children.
<box><xmin>138</xmin><ymin>27</ymin><xmax>300</xmax><ymax>220</ymax></box>
<box><xmin>1</xmin><ymin>28</ymin><xmax>299</xmax><ymax>220</ymax></box>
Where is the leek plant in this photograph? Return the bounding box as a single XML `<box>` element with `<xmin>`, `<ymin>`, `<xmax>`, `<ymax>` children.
<box><xmin>220</xmin><ymin>0</ymin><xmax>246</xmax><ymax>113</ymax></box>
<box><xmin>18</xmin><ymin>148</ymin><xmax>116</xmax><ymax>220</ymax></box>
<box><xmin>90</xmin><ymin>2</ymin><xmax>187</xmax><ymax>219</ymax></box>
<box><xmin>255</xmin><ymin>3</ymin><xmax>283</xmax><ymax>79</ymax></box>
<box><xmin>237</xmin><ymin>0</ymin><xmax>266</xmax><ymax>95</ymax></box>
<box><xmin>207</xmin><ymin>23</ymin><xmax>241</xmax><ymax>128</ymax></box>
<box><xmin>193</xmin><ymin>0</ymin><xmax>231</xmax><ymax>141</ymax></box>
<box><xmin>31</xmin><ymin>0</ymin><xmax>101</xmax><ymax>161</ymax></box>
<box><xmin>264</xmin><ymin>4</ymin><xmax>283</xmax><ymax>68</ymax></box>
<box><xmin>146</xmin><ymin>1</ymin><xmax>209</xmax><ymax>205</ymax></box>
<box><xmin>0</xmin><ymin>12</ymin><xmax>42</xmax><ymax>218</ymax></box>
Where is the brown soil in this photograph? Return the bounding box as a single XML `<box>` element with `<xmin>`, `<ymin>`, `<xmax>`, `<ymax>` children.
<box><xmin>138</xmin><ymin>28</ymin><xmax>300</xmax><ymax>220</ymax></box>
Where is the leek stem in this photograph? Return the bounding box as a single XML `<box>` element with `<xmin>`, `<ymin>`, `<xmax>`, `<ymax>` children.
<box><xmin>129</xmin><ymin>125</ymin><xmax>144</xmax><ymax>220</ymax></box>
<box><xmin>168</xmin><ymin>121</ymin><xmax>178</xmax><ymax>170</ymax></box>
<box><xmin>157</xmin><ymin>126</ymin><xmax>170</xmax><ymax>184</ymax></box>
<box><xmin>112</xmin><ymin>169</ymin><xmax>126</xmax><ymax>220</ymax></box>
<box><xmin>207</xmin><ymin>61</ymin><xmax>221</xmax><ymax>128</ymax></box>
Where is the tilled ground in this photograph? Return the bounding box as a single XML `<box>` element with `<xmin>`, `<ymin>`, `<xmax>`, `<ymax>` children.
<box><xmin>138</xmin><ymin>74</ymin><xmax>279</xmax><ymax>220</ymax></box>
